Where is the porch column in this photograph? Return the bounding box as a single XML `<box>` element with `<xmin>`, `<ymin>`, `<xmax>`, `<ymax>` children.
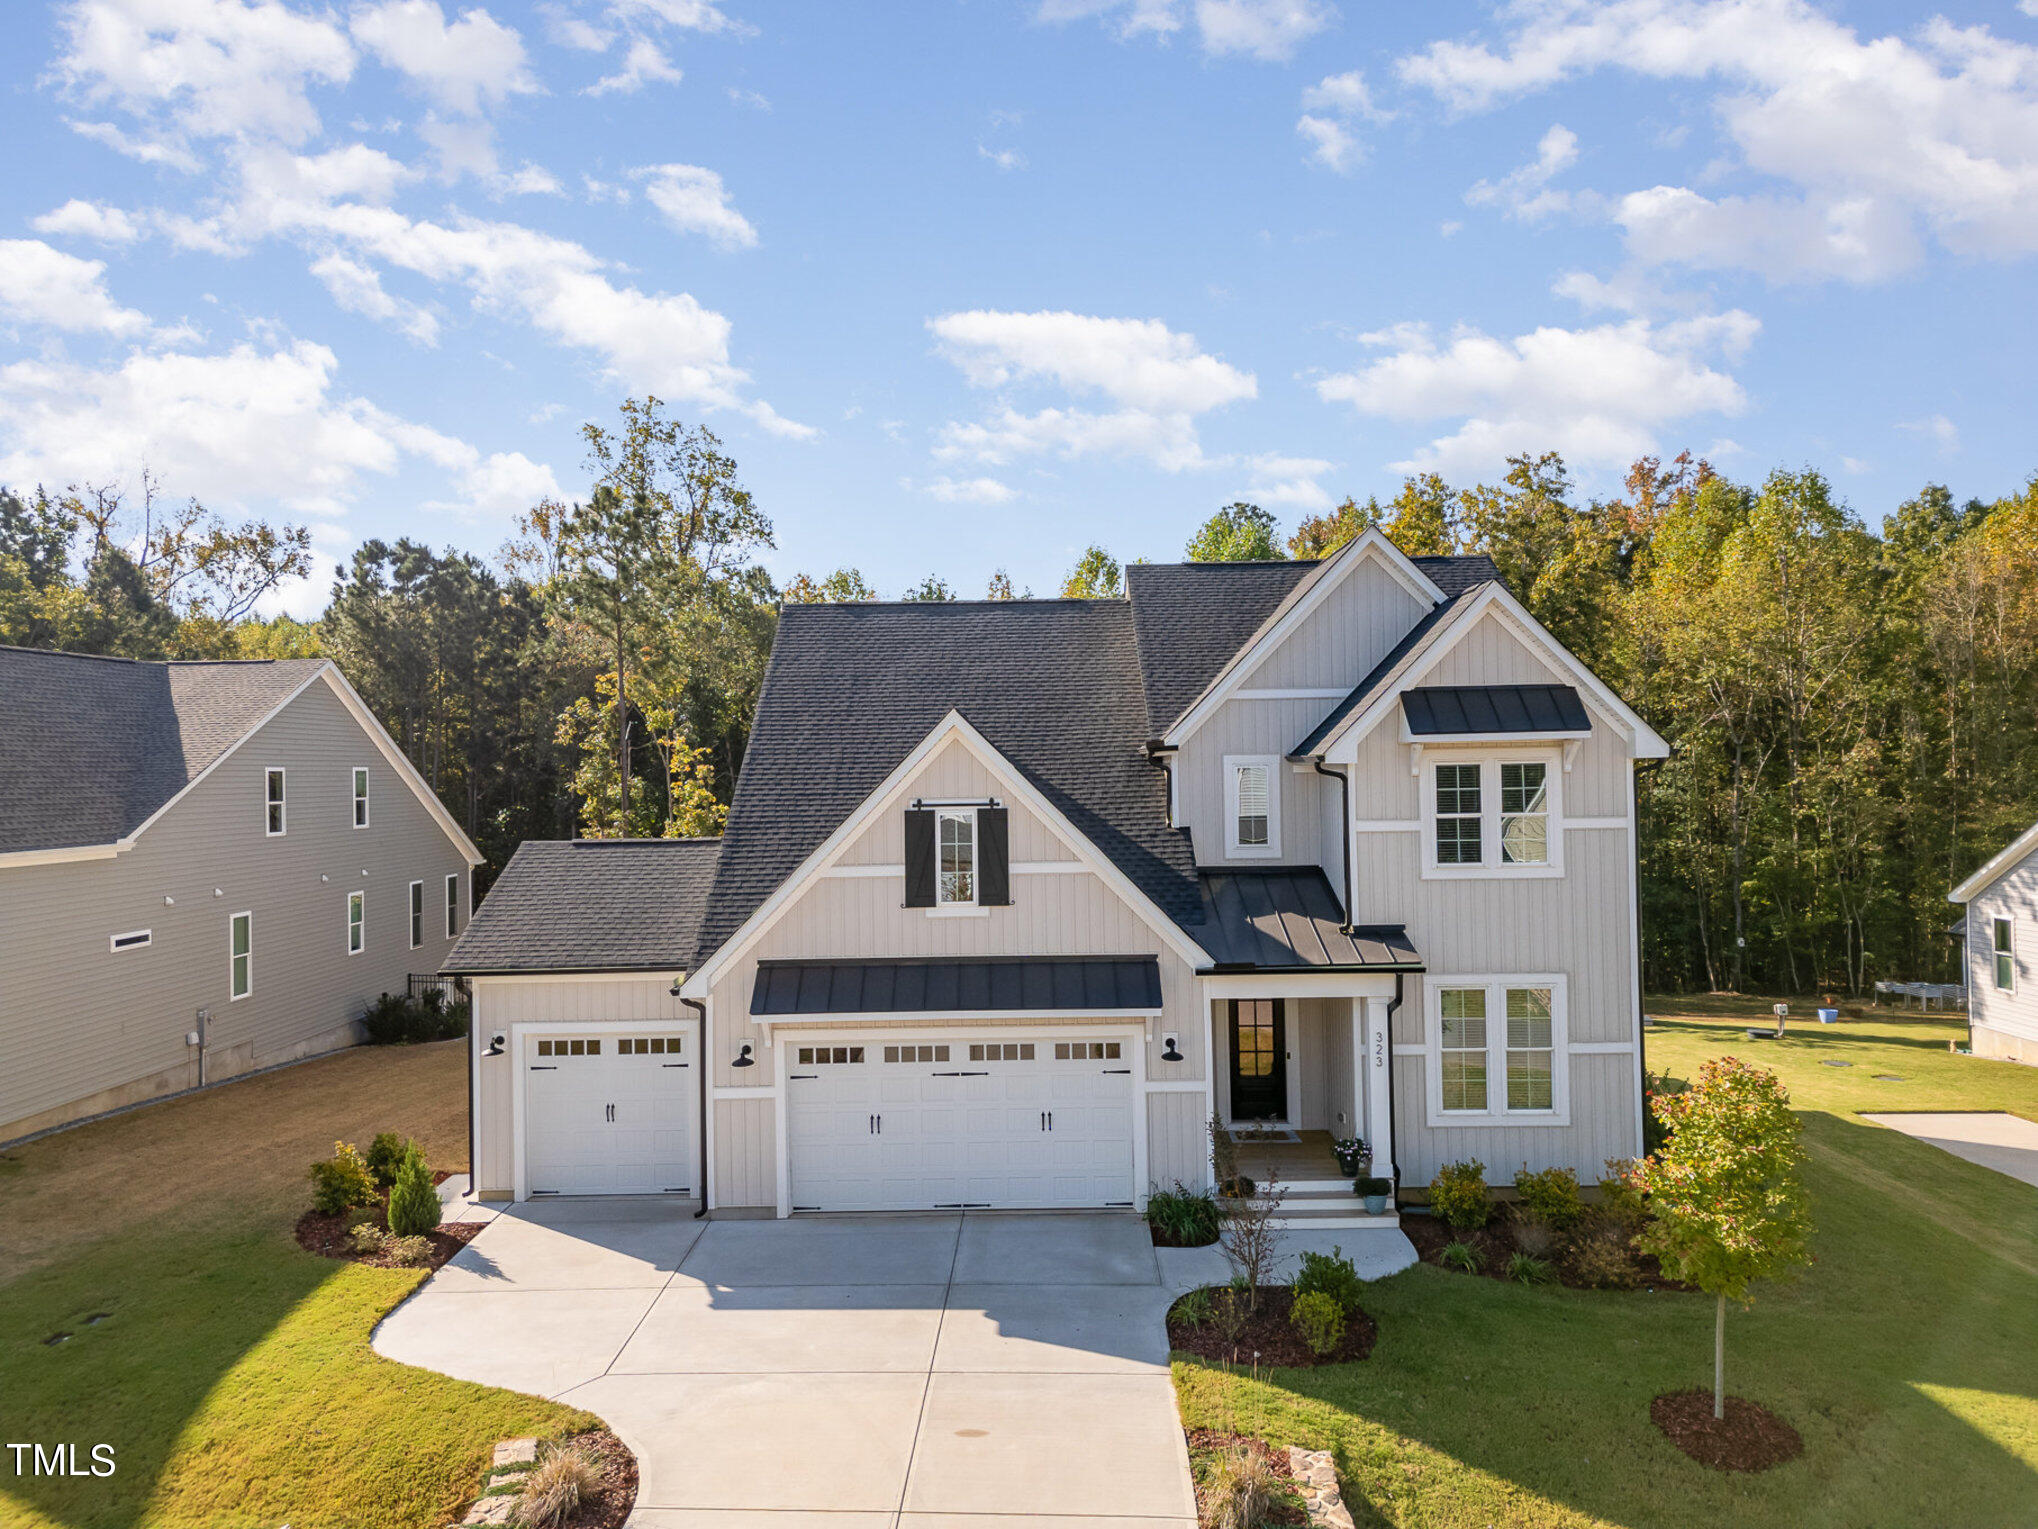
<box><xmin>1362</xmin><ymin>996</ymin><xmax>1396</xmax><ymax>1185</ymax></box>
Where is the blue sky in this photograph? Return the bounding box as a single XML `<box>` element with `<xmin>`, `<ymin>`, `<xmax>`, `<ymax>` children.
<box><xmin>3</xmin><ymin>0</ymin><xmax>2036</xmax><ymax>613</ymax></box>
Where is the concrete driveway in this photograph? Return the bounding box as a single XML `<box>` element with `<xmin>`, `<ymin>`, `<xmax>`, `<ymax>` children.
<box><xmin>375</xmin><ymin>1200</ymin><xmax>1199</xmax><ymax>1527</ymax></box>
<box><xmin>1863</xmin><ymin>1110</ymin><xmax>2038</xmax><ymax>1188</ymax></box>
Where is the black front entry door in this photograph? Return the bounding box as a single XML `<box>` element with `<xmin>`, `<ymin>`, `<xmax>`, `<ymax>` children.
<box><xmin>1229</xmin><ymin>999</ymin><xmax>1287</xmax><ymax>1121</ymax></box>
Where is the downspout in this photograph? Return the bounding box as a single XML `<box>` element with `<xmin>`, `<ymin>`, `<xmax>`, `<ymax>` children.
<box><xmin>681</xmin><ymin>996</ymin><xmax>709</xmax><ymax>1218</ymax></box>
<box><xmin>1310</xmin><ymin>757</ymin><xmax>1355</xmax><ymax>930</ymax></box>
<box><xmin>1385</xmin><ymin>973</ymin><xmax>1403</xmax><ymax>1204</ymax></box>
<box><xmin>461</xmin><ymin>978</ymin><xmax>475</xmax><ymax>1194</ymax></box>
<box><xmin>1633</xmin><ymin>756</ymin><xmax>1666</xmax><ymax>1155</ymax></box>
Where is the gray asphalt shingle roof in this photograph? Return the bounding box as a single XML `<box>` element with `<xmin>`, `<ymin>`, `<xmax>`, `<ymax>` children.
<box><xmin>443</xmin><ymin>838</ymin><xmax>722</xmax><ymax>974</ymax></box>
<box><xmin>0</xmin><ymin>647</ymin><xmax>329</xmax><ymax>854</ymax></box>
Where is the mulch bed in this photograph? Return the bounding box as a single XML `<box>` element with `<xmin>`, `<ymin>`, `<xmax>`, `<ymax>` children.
<box><xmin>294</xmin><ymin>1201</ymin><xmax>482</xmax><ymax>1273</ymax></box>
<box><xmin>1651</xmin><ymin>1390</ymin><xmax>1804</xmax><ymax>1472</ymax></box>
<box><xmin>1402</xmin><ymin>1212</ymin><xmax>1692</xmax><ymax>1292</ymax></box>
<box><xmin>553</xmin><ymin>1427</ymin><xmax>638</xmax><ymax>1529</ymax></box>
<box><xmin>1168</xmin><ymin>1286</ymin><xmax>1376</xmax><ymax>1368</ymax></box>
<box><xmin>1185</xmin><ymin>1429</ymin><xmax>1308</xmax><ymax>1527</ymax></box>
<box><xmin>1147</xmin><ymin>1224</ymin><xmax>1220</xmax><ymax>1248</ymax></box>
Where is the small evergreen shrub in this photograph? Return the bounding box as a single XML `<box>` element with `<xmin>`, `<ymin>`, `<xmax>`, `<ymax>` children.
<box><xmin>1513</xmin><ymin>1165</ymin><xmax>1584</xmax><ymax>1230</ymax></box>
<box><xmin>1289</xmin><ymin>1290</ymin><xmax>1346</xmax><ymax>1356</ymax></box>
<box><xmin>1506</xmin><ymin>1251</ymin><xmax>1556</xmax><ymax>1284</ymax></box>
<box><xmin>1293</xmin><ymin>1246</ymin><xmax>1365</xmax><ymax>1315</ymax></box>
<box><xmin>346</xmin><ymin>1222</ymin><xmax>389</xmax><ymax>1255</ymax></box>
<box><xmin>1429</xmin><ymin>1159</ymin><xmax>1491</xmax><ymax>1230</ymax></box>
<box><xmin>387</xmin><ymin>1234</ymin><xmax>434</xmax><ymax>1267</ymax></box>
<box><xmin>386</xmin><ymin>1143</ymin><xmax>442</xmax><ymax>1237</ymax></box>
<box><xmin>1440</xmin><ymin>1240</ymin><xmax>1482</xmax><ymax>1273</ymax></box>
<box><xmin>361</xmin><ymin>989</ymin><xmax>470</xmax><ymax>1045</ymax></box>
<box><xmin>1144</xmin><ymin>1182</ymin><xmax>1222</xmax><ymax>1246</ymax></box>
<box><xmin>309</xmin><ymin>1141</ymin><xmax>377</xmax><ymax>1214</ymax></box>
<box><xmin>364</xmin><ymin>1132</ymin><xmax>408</xmax><ymax>1188</ymax></box>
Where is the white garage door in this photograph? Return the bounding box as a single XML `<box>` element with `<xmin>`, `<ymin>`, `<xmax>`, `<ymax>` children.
<box><xmin>788</xmin><ymin>1033</ymin><xmax>1136</xmax><ymax>1212</ymax></box>
<box><xmin>524</xmin><ymin>1031</ymin><xmax>695</xmax><ymax>1196</ymax></box>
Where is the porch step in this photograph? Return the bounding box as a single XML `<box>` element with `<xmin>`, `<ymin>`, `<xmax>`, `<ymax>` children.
<box><xmin>1265</xmin><ymin>1212</ymin><xmax>1400</xmax><ymax>1231</ymax></box>
<box><xmin>1224</xmin><ymin>1186</ymin><xmax>1400</xmax><ymax>1230</ymax></box>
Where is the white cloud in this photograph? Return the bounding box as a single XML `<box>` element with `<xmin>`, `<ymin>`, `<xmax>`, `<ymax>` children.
<box><xmin>65</xmin><ymin>116</ymin><xmax>203</xmax><ymax>170</ymax></box>
<box><xmin>632</xmin><ymin>164</ymin><xmax>757</xmax><ymax>249</ymax></box>
<box><xmin>979</xmin><ymin>144</ymin><xmax>1027</xmax><ymax>172</ymax></box>
<box><xmin>1465</xmin><ymin>124</ymin><xmax>1579</xmax><ymax>220</ymax></box>
<box><xmin>1240</xmin><ymin>451</ymin><xmax>1335</xmax><ymax>510</ymax></box>
<box><xmin>1038</xmin><ymin>0</ymin><xmax>1333</xmax><ymax>62</ymax></box>
<box><xmin>310</xmin><ymin>252</ymin><xmax>441</xmax><ymax>344</ymax></box>
<box><xmin>1317</xmin><ymin>311</ymin><xmax>1759</xmax><ymax>477</ymax></box>
<box><xmin>922</xmin><ymin>475</ymin><xmax>1016</xmax><ymax>505</ymax></box>
<box><xmin>1296</xmin><ymin>68</ymin><xmax>1383</xmax><ymax>172</ymax></box>
<box><xmin>349</xmin><ymin>0</ymin><xmax>538</xmax><ymax>116</ymax></box>
<box><xmin>1899</xmin><ymin>413</ymin><xmax>1960</xmax><ymax>454</ymax></box>
<box><xmin>1301</xmin><ymin>69</ymin><xmax>1377</xmax><ymax>118</ymax></box>
<box><xmin>0</xmin><ymin>239</ymin><xmax>150</xmax><ymax>336</ymax></box>
<box><xmin>1398</xmin><ymin>1</ymin><xmax>2038</xmax><ymax>282</ymax></box>
<box><xmin>587</xmin><ymin>35</ymin><xmax>682</xmax><ymax>93</ymax></box>
<box><xmin>1296</xmin><ymin>115</ymin><xmax>1359</xmax><ymax>173</ymax></box>
<box><xmin>31</xmin><ymin>199</ymin><xmax>143</xmax><ymax>244</ymax></box>
<box><xmin>727</xmin><ymin>86</ymin><xmax>770</xmax><ymax>110</ymax></box>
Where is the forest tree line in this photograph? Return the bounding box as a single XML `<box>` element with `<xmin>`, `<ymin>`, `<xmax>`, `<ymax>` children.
<box><xmin>4</xmin><ymin>397</ymin><xmax>2034</xmax><ymax>996</ymax></box>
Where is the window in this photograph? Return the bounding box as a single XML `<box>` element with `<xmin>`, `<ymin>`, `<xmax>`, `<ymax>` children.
<box><xmin>1427</xmin><ymin>975</ymin><xmax>1567</xmax><ymax>1124</ymax></box>
<box><xmin>265</xmin><ymin>768</ymin><xmax>286</xmax><ymax>836</ymax></box>
<box><xmin>229</xmin><ymin>912</ymin><xmax>252</xmax><ymax>1000</ymax></box>
<box><xmin>1224</xmin><ymin>755</ymin><xmax>1281</xmax><ymax>857</ymax></box>
<box><xmin>937</xmin><ymin>809</ymin><xmax>975</xmax><ymax>905</ymax></box>
<box><xmin>968</xmin><ymin>1042</ymin><xmax>1036</xmax><ymax>1061</ymax></box>
<box><xmin>1054</xmin><ymin>1040</ymin><xmax>1122</xmax><ymax>1060</ymax></box>
<box><xmin>1434</xmin><ymin>764</ymin><xmax>1482</xmax><ymax>865</ymax></box>
<box><xmin>1500</xmin><ymin>763</ymin><xmax>1548</xmax><ymax>865</ymax></box>
<box><xmin>350</xmin><ymin>767</ymin><xmax>369</xmax><ymax>828</ymax></box>
<box><xmin>883</xmin><ymin>1044</ymin><xmax>951</xmax><ymax>1063</ymax></box>
<box><xmin>445</xmin><ymin>873</ymin><xmax>461</xmax><ymax>938</ymax></box>
<box><xmin>110</xmin><ymin>929</ymin><xmax>152</xmax><ymax>952</ymax></box>
<box><xmin>537</xmin><ymin>1038</ymin><xmax>602</xmax><ymax>1057</ymax></box>
<box><xmin>1994</xmin><ymin>917</ymin><xmax>2015</xmax><ymax>992</ymax></box>
<box><xmin>796</xmin><ymin>1046</ymin><xmax>865</xmax><ymax>1064</ymax></box>
<box><xmin>347</xmin><ymin>890</ymin><xmax>364</xmax><ymax>955</ymax></box>
<box><xmin>408</xmin><ymin>880</ymin><xmax>424</xmax><ymax>949</ymax></box>
<box><xmin>620</xmin><ymin>1037</ymin><xmax>677</xmax><ymax>1055</ymax></box>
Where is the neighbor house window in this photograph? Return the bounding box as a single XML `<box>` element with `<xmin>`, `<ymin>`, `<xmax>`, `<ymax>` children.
<box><xmin>1505</xmin><ymin>986</ymin><xmax>1555</xmax><ymax>1110</ymax></box>
<box><xmin>1437</xmin><ymin>987</ymin><xmax>1488</xmax><ymax>1112</ymax></box>
<box><xmin>1500</xmin><ymin>763</ymin><xmax>1549</xmax><ymax>865</ymax></box>
<box><xmin>1224</xmin><ymin>755</ymin><xmax>1281</xmax><ymax>857</ymax></box>
<box><xmin>1426</xmin><ymin>756</ymin><xmax>1562</xmax><ymax>876</ymax></box>
<box><xmin>347</xmin><ymin>891</ymin><xmax>364</xmax><ymax>955</ymax></box>
<box><xmin>1994</xmin><ymin>917</ymin><xmax>2015</xmax><ymax>992</ymax></box>
<box><xmin>265</xmin><ymin>768</ymin><xmax>286</xmax><ymax>836</ymax></box>
<box><xmin>409</xmin><ymin>880</ymin><xmax>424</xmax><ymax>949</ymax></box>
<box><xmin>353</xmin><ymin>767</ymin><xmax>370</xmax><ymax>828</ymax></box>
<box><xmin>937</xmin><ymin>808</ymin><xmax>975</xmax><ymax>905</ymax></box>
<box><xmin>446</xmin><ymin>873</ymin><xmax>461</xmax><ymax>938</ymax></box>
<box><xmin>1434</xmin><ymin>764</ymin><xmax>1481</xmax><ymax>865</ymax></box>
<box><xmin>1428</xmin><ymin>975</ymin><xmax>1568</xmax><ymax>1124</ymax></box>
<box><xmin>230</xmin><ymin>912</ymin><xmax>252</xmax><ymax>999</ymax></box>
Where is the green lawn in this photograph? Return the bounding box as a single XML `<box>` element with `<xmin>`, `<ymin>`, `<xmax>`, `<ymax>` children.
<box><xmin>0</xmin><ymin>1043</ymin><xmax>594</xmax><ymax>1529</ymax></box>
<box><xmin>1174</xmin><ymin>999</ymin><xmax>2038</xmax><ymax>1528</ymax></box>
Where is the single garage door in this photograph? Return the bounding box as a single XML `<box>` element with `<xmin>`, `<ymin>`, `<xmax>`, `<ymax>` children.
<box><xmin>524</xmin><ymin>1031</ymin><xmax>695</xmax><ymax>1196</ymax></box>
<box><xmin>788</xmin><ymin>1032</ymin><xmax>1136</xmax><ymax>1211</ymax></box>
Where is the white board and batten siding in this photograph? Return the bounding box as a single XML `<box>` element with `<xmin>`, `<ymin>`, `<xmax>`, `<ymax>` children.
<box><xmin>1964</xmin><ymin>852</ymin><xmax>2038</xmax><ymax>1065</ymax></box>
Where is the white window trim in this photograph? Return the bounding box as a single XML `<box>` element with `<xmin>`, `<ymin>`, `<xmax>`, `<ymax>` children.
<box><xmin>1419</xmin><ymin>750</ymin><xmax>1564</xmax><ymax>880</ymax></box>
<box><xmin>229</xmin><ymin>911</ymin><xmax>252</xmax><ymax>1001</ymax></box>
<box><xmin>353</xmin><ymin>766</ymin><xmax>370</xmax><ymax>829</ymax></box>
<box><xmin>929</xmin><ymin>807</ymin><xmax>986</xmax><ymax>916</ymax></box>
<box><xmin>265</xmin><ymin>766</ymin><xmax>286</xmax><ymax>837</ymax></box>
<box><xmin>1423</xmin><ymin>973</ymin><xmax>1570</xmax><ymax>1126</ymax></box>
<box><xmin>1223</xmin><ymin>754</ymin><xmax>1283</xmax><ymax>859</ymax></box>
<box><xmin>109</xmin><ymin>928</ymin><xmax>152</xmax><ymax>952</ymax></box>
<box><xmin>347</xmin><ymin>889</ymin><xmax>365</xmax><ymax>955</ymax></box>
<box><xmin>446</xmin><ymin>872</ymin><xmax>461</xmax><ymax>939</ymax></box>
<box><xmin>1992</xmin><ymin>914</ymin><xmax>2015</xmax><ymax>994</ymax></box>
<box><xmin>409</xmin><ymin>879</ymin><xmax>424</xmax><ymax>949</ymax></box>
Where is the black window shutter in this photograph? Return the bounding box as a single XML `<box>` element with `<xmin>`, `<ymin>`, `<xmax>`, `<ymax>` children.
<box><xmin>978</xmin><ymin>806</ymin><xmax>1010</xmax><ymax>906</ymax></box>
<box><xmin>903</xmin><ymin>809</ymin><xmax>936</xmax><ymax>906</ymax></box>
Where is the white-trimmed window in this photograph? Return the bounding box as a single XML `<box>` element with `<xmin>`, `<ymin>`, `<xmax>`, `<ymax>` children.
<box><xmin>1427</xmin><ymin>975</ymin><xmax>1568</xmax><ymax>1124</ymax></box>
<box><xmin>1422</xmin><ymin>753</ymin><xmax>1562</xmax><ymax>877</ymax></box>
<box><xmin>1993</xmin><ymin>916</ymin><xmax>2015</xmax><ymax>992</ymax></box>
<box><xmin>937</xmin><ymin>808</ymin><xmax>976</xmax><ymax>906</ymax></box>
<box><xmin>229</xmin><ymin>912</ymin><xmax>252</xmax><ymax>999</ymax></box>
<box><xmin>409</xmin><ymin>880</ymin><xmax>424</xmax><ymax>949</ymax></box>
<box><xmin>265</xmin><ymin>768</ymin><xmax>286</xmax><ymax>836</ymax></box>
<box><xmin>347</xmin><ymin>890</ymin><xmax>364</xmax><ymax>955</ymax></box>
<box><xmin>110</xmin><ymin>929</ymin><xmax>152</xmax><ymax>952</ymax></box>
<box><xmin>352</xmin><ymin>767</ymin><xmax>370</xmax><ymax>828</ymax></box>
<box><xmin>446</xmin><ymin>873</ymin><xmax>461</xmax><ymax>939</ymax></box>
<box><xmin>1223</xmin><ymin>755</ymin><xmax>1281</xmax><ymax>857</ymax></box>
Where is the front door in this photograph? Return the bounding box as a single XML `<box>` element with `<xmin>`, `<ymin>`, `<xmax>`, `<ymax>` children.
<box><xmin>1228</xmin><ymin>1000</ymin><xmax>1286</xmax><ymax>1121</ymax></box>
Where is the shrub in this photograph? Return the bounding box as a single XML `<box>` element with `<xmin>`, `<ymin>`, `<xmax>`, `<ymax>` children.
<box><xmin>1595</xmin><ymin>1159</ymin><xmax>1651</xmax><ymax>1231</ymax></box>
<box><xmin>1293</xmin><ymin>1246</ymin><xmax>1365</xmax><ymax>1315</ymax></box>
<box><xmin>386</xmin><ymin>1143</ymin><xmax>442</xmax><ymax>1237</ymax></box>
<box><xmin>346</xmin><ymin>1223</ymin><xmax>389</xmax><ymax>1255</ymax></box>
<box><xmin>1290</xmin><ymin>1290</ymin><xmax>1346</xmax><ymax>1356</ymax></box>
<box><xmin>1145</xmin><ymin>1182</ymin><xmax>1222</xmax><ymax>1246</ymax></box>
<box><xmin>1512</xmin><ymin>1165</ymin><xmax>1584</xmax><ymax>1231</ymax></box>
<box><xmin>309</xmin><ymin>1141</ymin><xmax>377</xmax><ymax>1214</ymax></box>
<box><xmin>364</xmin><ymin>1132</ymin><xmax>408</xmax><ymax>1188</ymax></box>
<box><xmin>516</xmin><ymin>1441</ymin><xmax>601</xmax><ymax>1529</ymax></box>
<box><xmin>387</xmin><ymin>1234</ymin><xmax>434</xmax><ymax>1268</ymax></box>
<box><xmin>1212</xmin><ymin>1286</ymin><xmax>1251</xmax><ymax>1346</ymax></box>
<box><xmin>1440</xmin><ymin>1240</ymin><xmax>1482</xmax><ymax>1273</ymax></box>
<box><xmin>361</xmin><ymin>988</ymin><xmax>471</xmax><ymax>1046</ymax></box>
<box><xmin>1506</xmin><ymin>1251</ymin><xmax>1556</xmax><ymax>1285</ymax></box>
<box><xmin>1569</xmin><ymin>1226</ymin><xmax>1644</xmax><ymax>1289</ymax></box>
<box><xmin>1173</xmin><ymin>1287</ymin><xmax>1213</xmax><ymax>1327</ymax></box>
<box><xmin>1429</xmin><ymin>1159</ymin><xmax>1490</xmax><ymax>1230</ymax></box>
<box><xmin>1508</xmin><ymin>1211</ymin><xmax>1555</xmax><ymax>1259</ymax></box>
<box><xmin>1202</xmin><ymin>1443</ymin><xmax>1280</xmax><ymax>1529</ymax></box>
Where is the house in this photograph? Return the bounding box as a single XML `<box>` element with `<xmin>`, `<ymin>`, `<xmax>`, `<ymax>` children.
<box><xmin>0</xmin><ymin>647</ymin><xmax>484</xmax><ymax>1142</ymax></box>
<box><xmin>1950</xmin><ymin>820</ymin><xmax>2038</xmax><ymax>1065</ymax></box>
<box><xmin>448</xmin><ymin>529</ymin><xmax>1667</xmax><ymax>1215</ymax></box>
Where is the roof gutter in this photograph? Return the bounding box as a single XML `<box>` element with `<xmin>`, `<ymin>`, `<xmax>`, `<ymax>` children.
<box><xmin>1310</xmin><ymin>756</ymin><xmax>1355</xmax><ymax>932</ymax></box>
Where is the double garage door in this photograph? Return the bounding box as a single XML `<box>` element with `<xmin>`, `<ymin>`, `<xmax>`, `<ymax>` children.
<box><xmin>524</xmin><ymin>1031</ymin><xmax>695</xmax><ymax>1196</ymax></box>
<box><xmin>788</xmin><ymin>1031</ymin><xmax>1137</xmax><ymax>1212</ymax></box>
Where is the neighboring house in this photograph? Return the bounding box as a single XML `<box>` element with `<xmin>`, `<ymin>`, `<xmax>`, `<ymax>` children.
<box><xmin>1951</xmin><ymin>821</ymin><xmax>2038</xmax><ymax>1065</ymax></box>
<box><xmin>448</xmin><ymin>529</ymin><xmax>1667</xmax><ymax>1215</ymax></box>
<box><xmin>0</xmin><ymin>647</ymin><xmax>484</xmax><ymax>1142</ymax></box>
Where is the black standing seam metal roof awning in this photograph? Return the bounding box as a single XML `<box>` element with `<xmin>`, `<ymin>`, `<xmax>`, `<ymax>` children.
<box><xmin>1401</xmin><ymin>684</ymin><xmax>1590</xmax><ymax>737</ymax></box>
<box><xmin>1193</xmin><ymin>868</ymin><xmax>1422</xmax><ymax>970</ymax></box>
<box><xmin>750</xmin><ymin>956</ymin><xmax>1164</xmax><ymax>1017</ymax></box>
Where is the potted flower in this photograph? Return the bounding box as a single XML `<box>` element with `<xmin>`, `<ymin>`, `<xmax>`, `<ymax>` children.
<box><xmin>1332</xmin><ymin>1137</ymin><xmax>1370</xmax><ymax>1177</ymax></box>
<box><xmin>1355</xmin><ymin>1175</ymin><xmax>1394</xmax><ymax>1215</ymax></box>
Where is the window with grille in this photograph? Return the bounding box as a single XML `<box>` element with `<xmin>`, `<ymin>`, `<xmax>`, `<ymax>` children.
<box><xmin>937</xmin><ymin>809</ymin><xmax>976</xmax><ymax>905</ymax></box>
<box><xmin>265</xmin><ymin>768</ymin><xmax>286</xmax><ymax>836</ymax></box>
<box><xmin>537</xmin><ymin>1039</ymin><xmax>602</xmax><ymax>1057</ymax></box>
<box><xmin>352</xmin><ymin>767</ymin><xmax>369</xmax><ymax>827</ymax></box>
<box><xmin>347</xmin><ymin>890</ymin><xmax>364</xmax><ymax>954</ymax></box>
<box><xmin>882</xmin><ymin>1044</ymin><xmax>951</xmax><ymax>1063</ymax></box>
<box><xmin>1434</xmin><ymin>764</ymin><xmax>1481</xmax><ymax>865</ymax></box>
<box><xmin>968</xmin><ymin>1042</ymin><xmax>1036</xmax><ymax>1061</ymax></box>
<box><xmin>619</xmin><ymin>1037</ymin><xmax>678</xmax><ymax>1055</ymax></box>
<box><xmin>796</xmin><ymin>1046</ymin><xmax>866</xmax><ymax>1064</ymax></box>
<box><xmin>1500</xmin><ymin>763</ymin><xmax>1549</xmax><ymax>865</ymax></box>
<box><xmin>1054</xmin><ymin>1040</ymin><xmax>1122</xmax><ymax>1060</ymax></box>
<box><xmin>230</xmin><ymin>912</ymin><xmax>252</xmax><ymax>999</ymax></box>
<box><xmin>1438</xmin><ymin>987</ymin><xmax>1487</xmax><ymax>1111</ymax></box>
<box><xmin>1994</xmin><ymin>917</ymin><xmax>2015</xmax><ymax>992</ymax></box>
<box><xmin>1505</xmin><ymin>986</ymin><xmax>1554</xmax><ymax>1110</ymax></box>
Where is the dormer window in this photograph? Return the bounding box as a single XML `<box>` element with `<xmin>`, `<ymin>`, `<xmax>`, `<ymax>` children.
<box><xmin>937</xmin><ymin>809</ymin><xmax>976</xmax><ymax>905</ymax></box>
<box><xmin>1224</xmin><ymin>756</ymin><xmax>1281</xmax><ymax>858</ymax></box>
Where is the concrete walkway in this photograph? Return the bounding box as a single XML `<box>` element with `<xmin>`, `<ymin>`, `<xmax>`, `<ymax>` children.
<box><xmin>1863</xmin><ymin>1111</ymin><xmax>2038</xmax><ymax>1189</ymax></box>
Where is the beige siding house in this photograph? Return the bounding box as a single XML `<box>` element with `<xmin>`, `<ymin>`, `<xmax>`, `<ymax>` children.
<box><xmin>1951</xmin><ymin>823</ymin><xmax>2038</xmax><ymax>1065</ymax></box>
<box><xmin>0</xmin><ymin>648</ymin><xmax>483</xmax><ymax>1142</ymax></box>
<box><xmin>450</xmin><ymin>530</ymin><xmax>1666</xmax><ymax>1219</ymax></box>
